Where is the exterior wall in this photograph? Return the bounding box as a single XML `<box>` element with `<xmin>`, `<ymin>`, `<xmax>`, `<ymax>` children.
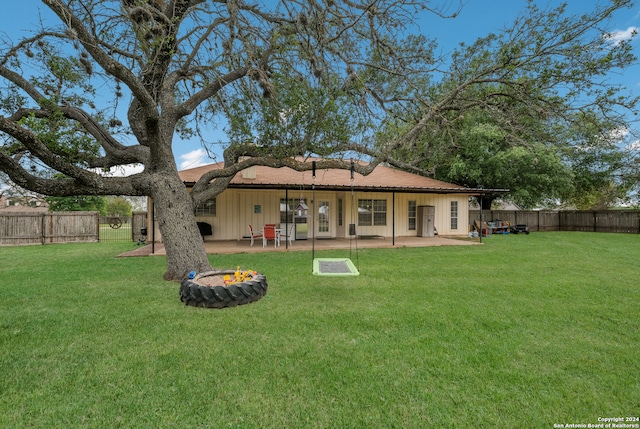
<box><xmin>390</xmin><ymin>193</ymin><xmax>469</xmax><ymax>237</ymax></box>
<box><xmin>148</xmin><ymin>189</ymin><xmax>470</xmax><ymax>242</ymax></box>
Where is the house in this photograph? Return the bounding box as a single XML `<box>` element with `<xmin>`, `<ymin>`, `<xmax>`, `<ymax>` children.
<box><xmin>0</xmin><ymin>196</ymin><xmax>48</xmax><ymax>212</ymax></box>
<box><xmin>148</xmin><ymin>160</ymin><xmax>496</xmax><ymax>243</ymax></box>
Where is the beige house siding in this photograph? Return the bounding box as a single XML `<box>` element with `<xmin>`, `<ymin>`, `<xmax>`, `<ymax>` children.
<box><xmin>146</xmin><ymin>160</ymin><xmax>485</xmax><ymax>242</ymax></box>
<box><xmin>383</xmin><ymin>193</ymin><xmax>469</xmax><ymax>237</ymax></box>
<box><xmin>148</xmin><ymin>189</ymin><xmax>470</xmax><ymax>242</ymax></box>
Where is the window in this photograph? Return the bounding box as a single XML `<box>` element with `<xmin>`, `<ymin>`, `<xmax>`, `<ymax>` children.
<box><xmin>279</xmin><ymin>198</ymin><xmax>296</xmax><ymax>224</ymax></box>
<box><xmin>450</xmin><ymin>201</ymin><xmax>458</xmax><ymax>230</ymax></box>
<box><xmin>358</xmin><ymin>199</ymin><xmax>387</xmax><ymax>226</ymax></box>
<box><xmin>318</xmin><ymin>201</ymin><xmax>329</xmax><ymax>232</ymax></box>
<box><xmin>408</xmin><ymin>201</ymin><xmax>416</xmax><ymax>230</ymax></box>
<box><xmin>195</xmin><ymin>198</ymin><xmax>216</xmax><ymax>216</ymax></box>
<box><xmin>338</xmin><ymin>199</ymin><xmax>343</xmax><ymax>226</ymax></box>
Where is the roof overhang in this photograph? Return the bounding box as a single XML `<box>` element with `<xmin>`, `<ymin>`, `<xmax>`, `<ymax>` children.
<box><xmin>180</xmin><ymin>161</ymin><xmax>509</xmax><ymax>195</ymax></box>
<box><xmin>184</xmin><ymin>181</ymin><xmax>508</xmax><ymax>195</ymax></box>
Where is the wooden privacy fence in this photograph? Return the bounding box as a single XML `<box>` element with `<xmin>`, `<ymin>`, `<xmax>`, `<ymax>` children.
<box><xmin>0</xmin><ymin>211</ymin><xmax>99</xmax><ymax>246</ymax></box>
<box><xmin>470</xmin><ymin>210</ymin><xmax>640</xmax><ymax>234</ymax></box>
<box><xmin>0</xmin><ymin>211</ymin><xmax>149</xmax><ymax>246</ymax></box>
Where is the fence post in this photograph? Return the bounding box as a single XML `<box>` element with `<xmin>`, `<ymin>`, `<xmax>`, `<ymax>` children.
<box><xmin>558</xmin><ymin>211</ymin><xmax>562</xmax><ymax>231</ymax></box>
<box><xmin>40</xmin><ymin>213</ymin><xmax>45</xmax><ymax>244</ymax></box>
<box><xmin>96</xmin><ymin>212</ymin><xmax>101</xmax><ymax>242</ymax></box>
<box><xmin>48</xmin><ymin>213</ymin><xmax>53</xmax><ymax>243</ymax></box>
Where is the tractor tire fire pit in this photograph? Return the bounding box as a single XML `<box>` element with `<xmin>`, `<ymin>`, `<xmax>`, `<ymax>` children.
<box><xmin>179</xmin><ymin>269</ymin><xmax>267</xmax><ymax>309</ymax></box>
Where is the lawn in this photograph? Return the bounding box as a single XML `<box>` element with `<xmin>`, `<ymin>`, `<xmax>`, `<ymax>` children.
<box><xmin>1</xmin><ymin>232</ymin><xmax>638</xmax><ymax>428</ymax></box>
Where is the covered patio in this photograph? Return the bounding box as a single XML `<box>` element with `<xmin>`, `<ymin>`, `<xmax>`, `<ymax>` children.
<box><xmin>123</xmin><ymin>235</ymin><xmax>478</xmax><ymax>257</ymax></box>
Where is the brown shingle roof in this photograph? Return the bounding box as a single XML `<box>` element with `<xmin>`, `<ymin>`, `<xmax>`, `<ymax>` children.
<box><xmin>180</xmin><ymin>160</ymin><xmax>484</xmax><ymax>194</ymax></box>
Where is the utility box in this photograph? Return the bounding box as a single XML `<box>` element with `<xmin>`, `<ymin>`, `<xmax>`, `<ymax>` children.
<box><xmin>295</xmin><ymin>221</ymin><xmax>308</xmax><ymax>240</ymax></box>
<box><xmin>417</xmin><ymin>205</ymin><xmax>435</xmax><ymax>237</ymax></box>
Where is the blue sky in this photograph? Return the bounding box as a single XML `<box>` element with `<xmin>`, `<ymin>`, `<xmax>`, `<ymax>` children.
<box><xmin>2</xmin><ymin>1</ymin><xmax>639</xmax><ymax>173</ymax></box>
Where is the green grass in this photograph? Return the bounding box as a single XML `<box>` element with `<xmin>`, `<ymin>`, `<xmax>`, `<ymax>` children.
<box><xmin>99</xmin><ymin>223</ymin><xmax>132</xmax><ymax>241</ymax></box>
<box><xmin>1</xmin><ymin>232</ymin><xmax>638</xmax><ymax>428</ymax></box>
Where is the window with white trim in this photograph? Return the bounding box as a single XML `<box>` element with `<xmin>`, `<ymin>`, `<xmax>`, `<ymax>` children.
<box><xmin>279</xmin><ymin>198</ymin><xmax>296</xmax><ymax>224</ymax></box>
<box><xmin>450</xmin><ymin>201</ymin><xmax>458</xmax><ymax>230</ymax></box>
<box><xmin>408</xmin><ymin>200</ymin><xmax>417</xmax><ymax>230</ymax></box>
<box><xmin>358</xmin><ymin>199</ymin><xmax>387</xmax><ymax>226</ymax></box>
<box><xmin>196</xmin><ymin>198</ymin><xmax>216</xmax><ymax>216</ymax></box>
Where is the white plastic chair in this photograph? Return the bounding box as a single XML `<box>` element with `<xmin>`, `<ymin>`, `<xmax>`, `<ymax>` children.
<box><xmin>248</xmin><ymin>225</ymin><xmax>262</xmax><ymax>247</ymax></box>
<box><xmin>280</xmin><ymin>224</ymin><xmax>295</xmax><ymax>246</ymax></box>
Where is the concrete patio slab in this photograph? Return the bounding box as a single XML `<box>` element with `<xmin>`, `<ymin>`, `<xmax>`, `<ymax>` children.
<box><xmin>119</xmin><ymin>236</ymin><xmax>478</xmax><ymax>257</ymax></box>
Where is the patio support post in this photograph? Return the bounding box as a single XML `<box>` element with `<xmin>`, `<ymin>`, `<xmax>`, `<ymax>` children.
<box><xmin>479</xmin><ymin>195</ymin><xmax>483</xmax><ymax>243</ymax></box>
<box><xmin>392</xmin><ymin>192</ymin><xmax>395</xmax><ymax>246</ymax></box>
<box><xmin>151</xmin><ymin>200</ymin><xmax>155</xmax><ymax>254</ymax></box>
<box><xmin>285</xmin><ymin>188</ymin><xmax>289</xmax><ymax>249</ymax></box>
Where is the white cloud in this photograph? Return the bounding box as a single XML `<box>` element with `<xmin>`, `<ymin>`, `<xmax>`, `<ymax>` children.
<box><xmin>94</xmin><ymin>163</ymin><xmax>145</xmax><ymax>177</ymax></box>
<box><xmin>179</xmin><ymin>149</ymin><xmax>209</xmax><ymax>170</ymax></box>
<box><xmin>608</xmin><ymin>126</ymin><xmax>630</xmax><ymax>141</ymax></box>
<box><xmin>625</xmin><ymin>139</ymin><xmax>640</xmax><ymax>151</ymax></box>
<box><xmin>605</xmin><ymin>26</ymin><xmax>639</xmax><ymax>45</ymax></box>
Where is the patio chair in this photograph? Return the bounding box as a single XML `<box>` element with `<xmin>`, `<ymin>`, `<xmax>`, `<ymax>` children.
<box><xmin>262</xmin><ymin>224</ymin><xmax>280</xmax><ymax>248</ymax></box>
<box><xmin>248</xmin><ymin>225</ymin><xmax>262</xmax><ymax>247</ymax></box>
<box><xmin>280</xmin><ymin>223</ymin><xmax>295</xmax><ymax>246</ymax></box>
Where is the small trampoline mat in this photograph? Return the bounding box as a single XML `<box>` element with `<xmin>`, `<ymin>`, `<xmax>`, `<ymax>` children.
<box><xmin>313</xmin><ymin>258</ymin><xmax>359</xmax><ymax>276</ymax></box>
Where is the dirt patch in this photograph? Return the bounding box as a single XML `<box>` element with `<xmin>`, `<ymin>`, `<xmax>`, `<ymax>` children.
<box><xmin>192</xmin><ymin>274</ymin><xmax>226</xmax><ymax>286</ymax></box>
<box><xmin>192</xmin><ymin>271</ymin><xmax>259</xmax><ymax>287</ymax></box>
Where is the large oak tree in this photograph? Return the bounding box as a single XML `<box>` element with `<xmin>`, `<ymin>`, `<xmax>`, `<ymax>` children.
<box><xmin>1</xmin><ymin>0</ymin><xmax>637</xmax><ymax>280</ymax></box>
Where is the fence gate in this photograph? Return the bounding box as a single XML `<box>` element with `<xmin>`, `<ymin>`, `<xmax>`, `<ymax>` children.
<box><xmin>99</xmin><ymin>215</ymin><xmax>132</xmax><ymax>241</ymax></box>
<box><xmin>98</xmin><ymin>212</ymin><xmax>148</xmax><ymax>243</ymax></box>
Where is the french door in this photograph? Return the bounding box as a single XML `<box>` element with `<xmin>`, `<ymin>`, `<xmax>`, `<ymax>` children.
<box><xmin>316</xmin><ymin>200</ymin><xmax>331</xmax><ymax>238</ymax></box>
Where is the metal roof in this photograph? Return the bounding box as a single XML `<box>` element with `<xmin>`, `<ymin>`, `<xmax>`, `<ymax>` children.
<box><xmin>180</xmin><ymin>161</ymin><xmax>507</xmax><ymax>195</ymax></box>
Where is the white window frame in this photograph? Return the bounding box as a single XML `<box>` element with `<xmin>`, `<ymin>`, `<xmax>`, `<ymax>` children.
<box><xmin>450</xmin><ymin>201</ymin><xmax>458</xmax><ymax>230</ymax></box>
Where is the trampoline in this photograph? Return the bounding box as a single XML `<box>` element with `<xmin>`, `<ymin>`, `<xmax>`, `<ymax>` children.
<box><xmin>313</xmin><ymin>258</ymin><xmax>360</xmax><ymax>276</ymax></box>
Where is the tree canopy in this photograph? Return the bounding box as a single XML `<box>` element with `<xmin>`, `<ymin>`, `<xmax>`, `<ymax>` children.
<box><xmin>381</xmin><ymin>1</ymin><xmax>639</xmax><ymax>208</ymax></box>
<box><xmin>0</xmin><ymin>0</ymin><xmax>638</xmax><ymax>279</ymax></box>
<box><xmin>45</xmin><ymin>195</ymin><xmax>107</xmax><ymax>213</ymax></box>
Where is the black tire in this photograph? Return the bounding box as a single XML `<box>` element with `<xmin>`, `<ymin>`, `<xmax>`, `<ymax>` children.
<box><xmin>179</xmin><ymin>270</ymin><xmax>268</xmax><ymax>309</ymax></box>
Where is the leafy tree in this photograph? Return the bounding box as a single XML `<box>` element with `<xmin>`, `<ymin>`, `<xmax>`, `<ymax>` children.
<box><xmin>561</xmin><ymin>126</ymin><xmax>632</xmax><ymax>209</ymax></box>
<box><xmin>45</xmin><ymin>195</ymin><xmax>107</xmax><ymax>213</ymax></box>
<box><xmin>105</xmin><ymin>196</ymin><xmax>132</xmax><ymax>217</ymax></box>
<box><xmin>410</xmin><ymin>109</ymin><xmax>574</xmax><ymax>209</ymax></box>
<box><xmin>384</xmin><ymin>2</ymin><xmax>638</xmax><ymax>209</ymax></box>
<box><xmin>0</xmin><ymin>0</ymin><xmax>637</xmax><ymax>280</ymax></box>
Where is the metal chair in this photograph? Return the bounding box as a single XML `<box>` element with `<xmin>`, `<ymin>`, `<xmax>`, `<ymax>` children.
<box><xmin>248</xmin><ymin>225</ymin><xmax>262</xmax><ymax>247</ymax></box>
<box><xmin>262</xmin><ymin>225</ymin><xmax>280</xmax><ymax>248</ymax></box>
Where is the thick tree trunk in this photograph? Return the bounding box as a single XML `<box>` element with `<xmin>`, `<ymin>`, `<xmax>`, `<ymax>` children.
<box><xmin>480</xmin><ymin>195</ymin><xmax>496</xmax><ymax>210</ymax></box>
<box><xmin>151</xmin><ymin>172</ymin><xmax>214</xmax><ymax>281</ymax></box>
